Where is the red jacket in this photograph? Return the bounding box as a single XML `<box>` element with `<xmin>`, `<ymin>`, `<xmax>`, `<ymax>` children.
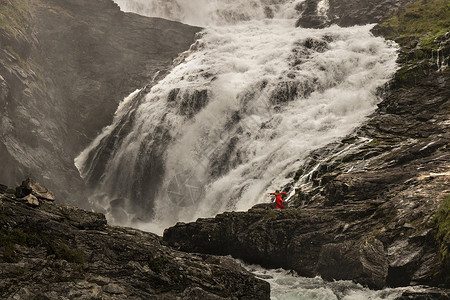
<box><xmin>270</xmin><ymin>192</ymin><xmax>286</xmax><ymax>209</ymax></box>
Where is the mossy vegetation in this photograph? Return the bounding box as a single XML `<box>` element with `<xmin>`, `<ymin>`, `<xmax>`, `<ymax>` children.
<box><xmin>53</xmin><ymin>242</ymin><xmax>86</xmax><ymax>265</ymax></box>
<box><xmin>433</xmin><ymin>195</ymin><xmax>449</xmax><ymax>268</ymax></box>
<box><xmin>263</xmin><ymin>210</ymin><xmax>279</xmax><ymax>220</ymax></box>
<box><xmin>4</xmin><ymin>45</ymin><xmax>30</xmax><ymax>69</ymax></box>
<box><xmin>0</xmin><ymin>226</ymin><xmax>87</xmax><ymax>271</ymax></box>
<box><xmin>148</xmin><ymin>256</ymin><xmax>169</xmax><ymax>273</ymax></box>
<box><xmin>0</xmin><ymin>0</ymin><xmax>31</xmax><ymax>37</ymax></box>
<box><xmin>0</xmin><ymin>229</ymin><xmax>40</xmax><ymax>262</ymax></box>
<box><xmin>376</xmin><ymin>0</ymin><xmax>450</xmax><ymax>87</ymax></box>
<box><xmin>378</xmin><ymin>0</ymin><xmax>450</xmax><ymax>49</ymax></box>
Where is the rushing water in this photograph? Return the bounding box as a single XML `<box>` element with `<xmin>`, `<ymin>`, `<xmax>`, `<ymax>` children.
<box><xmin>75</xmin><ymin>0</ymin><xmax>398</xmax><ymax>234</ymax></box>
<box><xmin>242</xmin><ymin>263</ymin><xmax>409</xmax><ymax>300</ymax></box>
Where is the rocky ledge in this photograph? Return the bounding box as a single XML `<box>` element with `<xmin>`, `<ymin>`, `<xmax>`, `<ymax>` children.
<box><xmin>0</xmin><ymin>180</ymin><xmax>269</xmax><ymax>299</ymax></box>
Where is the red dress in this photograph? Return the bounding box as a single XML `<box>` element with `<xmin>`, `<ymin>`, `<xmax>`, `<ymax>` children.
<box><xmin>270</xmin><ymin>192</ymin><xmax>286</xmax><ymax>209</ymax></box>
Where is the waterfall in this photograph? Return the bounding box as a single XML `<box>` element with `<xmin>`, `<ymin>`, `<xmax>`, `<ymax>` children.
<box><xmin>75</xmin><ymin>0</ymin><xmax>398</xmax><ymax>234</ymax></box>
<box><xmin>111</xmin><ymin>0</ymin><xmax>305</xmax><ymax>26</ymax></box>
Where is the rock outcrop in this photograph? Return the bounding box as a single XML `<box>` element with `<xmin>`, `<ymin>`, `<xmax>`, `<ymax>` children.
<box><xmin>0</xmin><ymin>181</ymin><xmax>269</xmax><ymax>299</ymax></box>
<box><xmin>0</xmin><ymin>0</ymin><xmax>200</xmax><ymax>205</ymax></box>
<box><xmin>164</xmin><ymin>163</ymin><xmax>449</xmax><ymax>290</ymax></box>
<box><xmin>164</xmin><ymin>205</ymin><xmax>392</xmax><ymax>289</ymax></box>
<box><xmin>317</xmin><ymin>237</ymin><xmax>388</xmax><ymax>289</ymax></box>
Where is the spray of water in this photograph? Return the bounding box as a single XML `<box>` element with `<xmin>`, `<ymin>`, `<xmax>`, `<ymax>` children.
<box><xmin>76</xmin><ymin>1</ymin><xmax>398</xmax><ymax>234</ymax></box>
<box><xmin>112</xmin><ymin>0</ymin><xmax>305</xmax><ymax>26</ymax></box>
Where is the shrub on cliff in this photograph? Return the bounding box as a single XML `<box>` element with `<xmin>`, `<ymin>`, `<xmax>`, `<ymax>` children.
<box><xmin>434</xmin><ymin>195</ymin><xmax>450</xmax><ymax>281</ymax></box>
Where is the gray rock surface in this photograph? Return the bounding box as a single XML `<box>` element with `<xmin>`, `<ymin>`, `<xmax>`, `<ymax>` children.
<box><xmin>0</xmin><ymin>182</ymin><xmax>270</xmax><ymax>300</ymax></box>
<box><xmin>0</xmin><ymin>0</ymin><xmax>200</xmax><ymax>205</ymax></box>
<box><xmin>317</xmin><ymin>237</ymin><xmax>388</xmax><ymax>289</ymax></box>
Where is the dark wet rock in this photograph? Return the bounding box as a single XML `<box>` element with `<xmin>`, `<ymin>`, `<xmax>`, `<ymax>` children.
<box><xmin>398</xmin><ymin>287</ymin><xmax>450</xmax><ymax>299</ymax></box>
<box><xmin>0</xmin><ymin>183</ymin><xmax>270</xmax><ymax>300</ymax></box>
<box><xmin>0</xmin><ymin>184</ymin><xmax>7</xmax><ymax>194</ymax></box>
<box><xmin>15</xmin><ymin>178</ymin><xmax>55</xmax><ymax>201</ymax></box>
<box><xmin>178</xmin><ymin>89</ymin><xmax>210</xmax><ymax>118</ymax></box>
<box><xmin>317</xmin><ymin>237</ymin><xmax>388</xmax><ymax>289</ymax></box>
<box><xmin>250</xmin><ymin>203</ymin><xmax>275</xmax><ymax>210</ymax></box>
<box><xmin>164</xmin><ymin>163</ymin><xmax>449</xmax><ymax>289</ymax></box>
<box><xmin>164</xmin><ymin>205</ymin><xmax>375</xmax><ymax>285</ymax></box>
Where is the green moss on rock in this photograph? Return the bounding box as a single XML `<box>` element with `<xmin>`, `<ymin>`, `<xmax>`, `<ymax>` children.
<box><xmin>53</xmin><ymin>242</ymin><xmax>86</xmax><ymax>265</ymax></box>
<box><xmin>378</xmin><ymin>0</ymin><xmax>450</xmax><ymax>49</ymax></box>
<box><xmin>0</xmin><ymin>229</ymin><xmax>40</xmax><ymax>262</ymax></box>
<box><xmin>148</xmin><ymin>256</ymin><xmax>169</xmax><ymax>273</ymax></box>
<box><xmin>433</xmin><ymin>195</ymin><xmax>450</xmax><ymax>267</ymax></box>
<box><xmin>0</xmin><ymin>0</ymin><xmax>31</xmax><ymax>37</ymax></box>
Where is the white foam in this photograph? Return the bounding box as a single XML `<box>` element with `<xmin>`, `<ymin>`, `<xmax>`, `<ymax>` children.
<box><xmin>241</xmin><ymin>263</ymin><xmax>408</xmax><ymax>300</ymax></box>
<box><xmin>112</xmin><ymin>0</ymin><xmax>305</xmax><ymax>26</ymax></box>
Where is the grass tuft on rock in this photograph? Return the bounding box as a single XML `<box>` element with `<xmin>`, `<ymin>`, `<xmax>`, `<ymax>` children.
<box><xmin>0</xmin><ymin>0</ymin><xmax>31</xmax><ymax>37</ymax></box>
<box><xmin>0</xmin><ymin>229</ymin><xmax>40</xmax><ymax>262</ymax></box>
<box><xmin>377</xmin><ymin>0</ymin><xmax>450</xmax><ymax>49</ymax></box>
<box><xmin>433</xmin><ymin>195</ymin><xmax>450</xmax><ymax>267</ymax></box>
<box><xmin>148</xmin><ymin>256</ymin><xmax>169</xmax><ymax>273</ymax></box>
<box><xmin>49</xmin><ymin>241</ymin><xmax>86</xmax><ymax>265</ymax></box>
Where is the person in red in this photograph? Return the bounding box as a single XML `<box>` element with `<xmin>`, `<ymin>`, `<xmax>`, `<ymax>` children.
<box><xmin>270</xmin><ymin>190</ymin><xmax>287</xmax><ymax>209</ymax></box>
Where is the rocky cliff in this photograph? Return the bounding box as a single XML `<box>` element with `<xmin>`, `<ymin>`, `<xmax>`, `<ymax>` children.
<box><xmin>0</xmin><ymin>0</ymin><xmax>200</xmax><ymax>205</ymax></box>
<box><xmin>163</xmin><ymin>0</ymin><xmax>449</xmax><ymax>294</ymax></box>
<box><xmin>0</xmin><ymin>181</ymin><xmax>270</xmax><ymax>299</ymax></box>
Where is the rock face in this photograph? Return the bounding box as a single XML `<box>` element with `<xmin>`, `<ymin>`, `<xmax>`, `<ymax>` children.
<box><xmin>0</xmin><ymin>182</ymin><xmax>269</xmax><ymax>299</ymax></box>
<box><xmin>0</xmin><ymin>0</ymin><xmax>200</xmax><ymax>205</ymax></box>
<box><xmin>296</xmin><ymin>0</ymin><xmax>415</xmax><ymax>28</ymax></box>
<box><xmin>317</xmin><ymin>237</ymin><xmax>388</xmax><ymax>289</ymax></box>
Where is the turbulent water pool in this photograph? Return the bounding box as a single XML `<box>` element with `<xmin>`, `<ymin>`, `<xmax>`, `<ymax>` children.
<box><xmin>241</xmin><ymin>262</ymin><xmax>410</xmax><ymax>300</ymax></box>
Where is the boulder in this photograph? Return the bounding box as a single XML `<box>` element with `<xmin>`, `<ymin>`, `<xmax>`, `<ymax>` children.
<box><xmin>15</xmin><ymin>178</ymin><xmax>55</xmax><ymax>201</ymax></box>
<box><xmin>18</xmin><ymin>194</ymin><xmax>40</xmax><ymax>207</ymax></box>
<box><xmin>316</xmin><ymin>237</ymin><xmax>388</xmax><ymax>289</ymax></box>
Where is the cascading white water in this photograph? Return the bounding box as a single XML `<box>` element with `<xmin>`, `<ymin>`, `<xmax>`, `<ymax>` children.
<box><xmin>75</xmin><ymin>0</ymin><xmax>398</xmax><ymax>234</ymax></box>
<box><xmin>241</xmin><ymin>263</ymin><xmax>410</xmax><ymax>300</ymax></box>
<box><xmin>112</xmin><ymin>0</ymin><xmax>305</xmax><ymax>26</ymax></box>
